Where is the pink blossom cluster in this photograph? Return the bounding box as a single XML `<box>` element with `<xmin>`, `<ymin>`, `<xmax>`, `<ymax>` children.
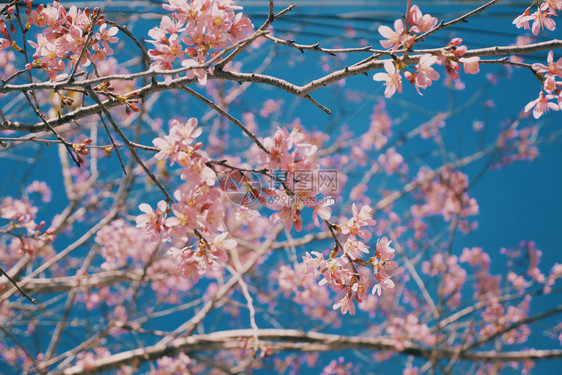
<box><xmin>411</xmin><ymin>168</ymin><xmax>479</xmax><ymax>222</ymax></box>
<box><xmin>26</xmin><ymin>180</ymin><xmax>52</xmax><ymax>203</ymax></box>
<box><xmin>544</xmin><ymin>263</ymin><xmax>562</xmax><ymax>294</ymax></box>
<box><xmin>0</xmin><ymin>234</ymin><xmax>55</xmax><ymax>269</ymax></box>
<box><xmin>377</xmin><ymin>147</ymin><xmax>405</xmax><ymax>175</ymax></box>
<box><xmin>422</xmin><ymin>253</ymin><xmax>466</xmax><ymax>308</ymax></box>
<box><xmin>0</xmin><ymin>196</ymin><xmax>39</xmax><ymax>234</ymax></box>
<box><xmin>0</xmin><ymin>50</ymin><xmax>16</xmax><ymax>80</ymax></box>
<box><xmin>137</xmin><ymin>117</ymin><xmax>234</xmax><ymax>283</ymax></box>
<box><xmin>0</xmin><ymin>183</ymin><xmax>55</xmax><ymax>261</ymax></box>
<box><xmin>147</xmin><ymin>0</ymin><xmax>254</xmax><ymax>84</ymax></box>
<box><xmin>360</xmin><ymin>101</ymin><xmax>392</xmax><ymax>150</ymax></box>
<box><xmin>258</xmin><ymin>127</ymin><xmax>333</xmax><ymax>232</ymax></box>
<box><xmin>153</xmin><ymin>117</ymin><xmax>205</xmax><ymax>167</ymax></box>
<box><xmin>513</xmin><ymin>1</ymin><xmax>561</xmax><ymax>36</ymax></box>
<box><xmin>90</xmin><ymin>217</ymin><xmax>193</xmax><ymax>305</ymax></box>
<box><xmin>136</xmin><ymin>119</ymin><xmax>356</xmax><ymax>292</ymax></box>
<box><xmin>419</xmin><ymin>113</ymin><xmax>446</xmax><ymax>140</ymax></box>
<box><xmin>320</xmin><ymin>357</ymin><xmax>352</xmax><ymax>375</ymax></box>
<box><xmin>374</xmin><ymin>5</ymin><xmax>481</xmax><ymax>97</ymax></box>
<box><xmin>94</xmin><ymin>219</ymin><xmax>151</xmax><ymax>270</ymax></box>
<box><xmin>0</xmin><ymin>17</ymin><xmax>10</xmax><ymax>52</ymax></box>
<box><xmin>501</xmin><ymin>241</ymin><xmax>545</xmax><ymax>284</ymax></box>
<box><xmin>458</xmin><ymin>245</ymin><xmax>552</xmax><ymax>347</ymax></box>
<box><xmin>302</xmin><ymin>205</ymin><xmax>399</xmax><ymax>315</ymax></box>
<box><xmin>0</xmin><ymin>343</ymin><xmax>34</xmax><ymax>373</ymax></box>
<box><xmin>525</xmin><ymin>51</ymin><xmax>562</xmax><ymax>118</ymax></box>
<box><xmin>275</xmin><ymin>263</ymin><xmax>338</xmax><ymax>322</ymax></box>
<box><xmin>386</xmin><ymin>314</ymin><xmax>436</xmax><ymax>351</ymax></box>
<box><xmin>73</xmin><ymin>347</ymin><xmax>111</xmax><ymax>373</ymax></box>
<box><xmin>376</xmin><ymin>1</ymin><xmax>562</xmax><ymax>113</ymax></box>
<box><xmin>480</xmin><ymin>296</ymin><xmax>531</xmax><ymax>345</ymax></box>
<box><xmin>145</xmin><ymin>257</ymin><xmax>193</xmax><ymax>303</ymax></box>
<box><xmin>18</xmin><ymin>0</ymin><xmax>119</xmax><ymax>80</ymax></box>
<box><xmin>259</xmin><ymin>98</ymin><xmax>283</xmax><ymax>118</ymax></box>
<box><xmin>378</xmin><ymin>5</ymin><xmax>438</xmax><ymax>51</ymax></box>
<box><xmin>495</xmin><ymin>124</ymin><xmax>539</xmax><ymax>166</ymax></box>
<box><xmin>81</xmin><ymin>285</ymin><xmax>118</xmax><ymax>310</ymax></box>
<box><xmin>373</xmin><ymin>37</ymin><xmax>480</xmax><ymax>98</ymax></box>
<box><xmin>460</xmin><ymin>247</ymin><xmax>501</xmax><ymax>300</ymax></box>
<box><xmin>151</xmin><ymin>352</ymin><xmax>199</xmax><ymax>375</ymax></box>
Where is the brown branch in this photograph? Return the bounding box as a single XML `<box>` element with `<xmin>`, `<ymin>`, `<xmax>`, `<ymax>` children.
<box><xmin>215</xmin><ymin>4</ymin><xmax>295</xmax><ymax>69</ymax></box>
<box><xmin>0</xmin><ymin>264</ymin><xmax>36</xmax><ymax>304</ymax></box>
<box><xmin>84</xmin><ymin>86</ymin><xmax>174</xmax><ymax>202</ymax></box>
<box><xmin>2</xmin><ymin>40</ymin><xmax>561</xmax><ymax>134</ymax></box>
<box><xmin>179</xmin><ymin>86</ymin><xmax>270</xmax><ymax>154</ymax></box>
<box><xmin>0</xmin><ymin>207</ymin><xmax>120</xmax><ymax>303</ymax></box>
<box><xmin>415</xmin><ymin>0</ymin><xmax>502</xmax><ymax>44</ymax></box>
<box><xmin>466</xmin><ymin>304</ymin><xmax>562</xmax><ymax>351</ymax></box>
<box><xmin>156</xmin><ymin>225</ymin><xmax>283</xmax><ymax>347</ymax></box>
<box><xmin>373</xmin><ymin>145</ymin><xmax>495</xmax><ymax>213</ymax></box>
<box><xmin>262</xmin><ymin>34</ymin><xmax>372</xmax><ymax>55</ymax></box>
<box><xmin>105</xmin><ymin>19</ymin><xmax>152</xmax><ymax>73</ymax></box>
<box><xmin>21</xmin><ymin>91</ymin><xmax>81</xmax><ymax>166</ymax></box>
<box><xmin>60</xmin><ymin>328</ymin><xmax>562</xmax><ymax>374</ymax></box>
<box><xmin>0</xmin><ymin>269</ymin><xmax>145</xmax><ymax>294</ymax></box>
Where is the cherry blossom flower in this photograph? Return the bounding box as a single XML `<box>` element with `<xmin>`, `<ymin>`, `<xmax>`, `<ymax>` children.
<box><xmin>229</xmin><ymin>12</ymin><xmax>254</xmax><ymax>42</ymax></box>
<box><xmin>26</xmin><ymin>180</ymin><xmax>52</xmax><ymax>203</ymax></box>
<box><xmin>318</xmin><ymin>257</ymin><xmax>350</xmax><ymax>290</ymax></box>
<box><xmin>182</xmin><ymin>58</ymin><xmax>211</xmax><ymax>85</ymax></box>
<box><xmin>521</xmin><ymin>9</ymin><xmax>557</xmax><ymax>36</ymax></box>
<box><xmin>377</xmin><ymin>148</ymin><xmax>404</xmax><ymax>174</ymax></box>
<box><xmin>332</xmin><ymin>293</ymin><xmax>355</xmax><ymax>315</ymax></box>
<box><xmin>459</xmin><ymin>56</ymin><xmax>480</xmax><ymax>74</ymax></box>
<box><xmin>209</xmin><ymin>231</ymin><xmax>237</xmax><ymax>262</ymax></box>
<box><xmin>343</xmin><ymin>235</ymin><xmax>370</xmax><ymax>260</ymax></box>
<box><xmin>378</xmin><ymin>19</ymin><xmax>404</xmax><ymax>50</ymax></box>
<box><xmin>136</xmin><ymin>200</ymin><xmax>169</xmax><ymax>243</ymax></box>
<box><xmin>24</xmin><ymin>2</ymin><xmax>119</xmax><ymax>80</ymax></box>
<box><xmin>371</xmin><ymin>277</ymin><xmax>395</xmax><ymax>296</ymax></box>
<box><xmin>147</xmin><ymin>0</ymin><xmax>253</xmax><ymax>84</ymax></box>
<box><xmin>410</xmin><ymin>5</ymin><xmax>438</xmax><ymax>33</ymax></box>
<box><xmin>321</xmin><ymin>357</ymin><xmax>353</xmax><ymax>375</ymax></box>
<box><xmin>267</xmin><ymin>190</ymin><xmax>303</xmax><ymax>232</ymax></box>
<box><xmin>0</xmin><ymin>38</ymin><xmax>10</xmax><ymax>51</ymax></box>
<box><xmin>96</xmin><ymin>23</ymin><xmax>119</xmax><ymax>50</ymax></box>
<box><xmin>373</xmin><ymin>60</ymin><xmax>403</xmax><ymax>98</ymax></box>
<box><xmin>542</xmin><ymin>0</ymin><xmax>562</xmax><ymax>12</ymax></box>
<box><xmin>375</xmin><ymin>236</ymin><xmax>394</xmax><ymax>260</ymax></box>
<box><xmin>524</xmin><ymin>92</ymin><xmax>560</xmax><ymax>119</ymax></box>
<box><xmin>513</xmin><ymin>8</ymin><xmax>532</xmax><ymax>31</ymax></box>
<box><xmin>532</xmin><ymin>50</ymin><xmax>562</xmax><ymax>78</ymax></box>
<box><xmin>152</xmin><ymin>118</ymin><xmax>203</xmax><ymax>165</ymax></box>
<box><xmin>544</xmin><ymin>75</ymin><xmax>558</xmax><ymax>93</ymax></box>
<box><xmin>302</xmin><ymin>251</ymin><xmax>327</xmax><ymax>275</ymax></box>
<box><xmin>341</xmin><ymin>203</ymin><xmax>376</xmax><ymax>239</ymax></box>
<box><xmin>310</xmin><ymin>201</ymin><xmax>333</xmax><ymax>227</ymax></box>
<box><xmin>412</xmin><ymin>54</ymin><xmax>440</xmax><ymax>91</ymax></box>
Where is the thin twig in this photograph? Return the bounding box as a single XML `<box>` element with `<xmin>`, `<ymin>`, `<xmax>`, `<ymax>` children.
<box><xmin>0</xmin><ymin>264</ymin><xmax>36</xmax><ymax>304</ymax></box>
<box><xmin>85</xmin><ymin>86</ymin><xmax>174</xmax><ymax>202</ymax></box>
<box><xmin>179</xmin><ymin>86</ymin><xmax>270</xmax><ymax>154</ymax></box>
<box><xmin>21</xmin><ymin>91</ymin><xmax>81</xmax><ymax>166</ymax></box>
<box><xmin>97</xmin><ymin>113</ymin><xmax>127</xmax><ymax>174</ymax></box>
